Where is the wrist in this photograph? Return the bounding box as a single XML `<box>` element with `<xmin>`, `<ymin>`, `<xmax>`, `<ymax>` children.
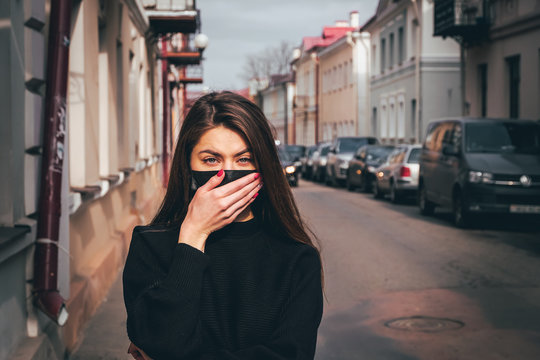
<box><xmin>178</xmin><ymin>223</ymin><xmax>208</xmax><ymax>251</ymax></box>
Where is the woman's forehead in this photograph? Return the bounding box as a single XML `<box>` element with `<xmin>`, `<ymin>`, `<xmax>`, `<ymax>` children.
<box><xmin>195</xmin><ymin>126</ymin><xmax>249</xmax><ymax>154</ymax></box>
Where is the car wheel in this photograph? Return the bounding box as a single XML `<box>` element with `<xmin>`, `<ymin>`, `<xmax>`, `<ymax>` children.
<box><xmin>346</xmin><ymin>172</ymin><xmax>355</xmax><ymax>192</ymax></box>
<box><xmin>453</xmin><ymin>190</ymin><xmax>471</xmax><ymax>228</ymax></box>
<box><xmin>373</xmin><ymin>180</ymin><xmax>383</xmax><ymax>199</ymax></box>
<box><xmin>390</xmin><ymin>180</ymin><xmax>401</xmax><ymax>204</ymax></box>
<box><xmin>419</xmin><ymin>183</ymin><xmax>435</xmax><ymax>216</ymax></box>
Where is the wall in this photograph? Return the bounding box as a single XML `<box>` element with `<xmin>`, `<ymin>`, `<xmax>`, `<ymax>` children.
<box><xmin>319</xmin><ymin>38</ymin><xmax>355</xmax><ymax>142</ymax></box>
<box><xmin>465</xmin><ymin>8</ymin><xmax>540</xmax><ymax>119</ymax></box>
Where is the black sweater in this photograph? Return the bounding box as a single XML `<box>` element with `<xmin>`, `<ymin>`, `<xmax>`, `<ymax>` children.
<box><xmin>122</xmin><ymin>217</ymin><xmax>323</xmax><ymax>360</ymax></box>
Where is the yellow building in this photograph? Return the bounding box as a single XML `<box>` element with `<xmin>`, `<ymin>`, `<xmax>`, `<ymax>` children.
<box><xmin>319</xmin><ymin>13</ymin><xmax>371</xmax><ymax>142</ymax></box>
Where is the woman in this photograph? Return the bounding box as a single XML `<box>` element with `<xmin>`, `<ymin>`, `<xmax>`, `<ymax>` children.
<box><xmin>122</xmin><ymin>91</ymin><xmax>323</xmax><ymax>360</ymax></box>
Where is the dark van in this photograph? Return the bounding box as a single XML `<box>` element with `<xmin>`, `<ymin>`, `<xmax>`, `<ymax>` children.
<box><xmin>418</xmin><ymin>118</ymin><xmax>540</xmax><ymax>227</ymax></box>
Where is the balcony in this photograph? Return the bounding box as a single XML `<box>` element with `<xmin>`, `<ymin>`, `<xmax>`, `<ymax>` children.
<box><xmin>161</xmin><ymin>34</ymin><xmax>203</xmax><ymax>65</ymax></box>
<box><xmin>173</xmin><ymin>65</ymin><xmax>203</xmax><ymax>84</ymax></box>
<box><xmin>144</xmin><ymin>0</ymin><xmax>199</xmax><ymax>34</ymax></box>
<box><xmin>433</xmin><ymin>0</ymin><xmax>490</xmax><ymax>45</ymax></box>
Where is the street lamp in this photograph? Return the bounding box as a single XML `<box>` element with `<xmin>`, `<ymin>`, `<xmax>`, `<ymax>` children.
<box><xmin>194</xmin><ymin>33</ymin><xmax>208</xmax><ymax>53</ymax></box>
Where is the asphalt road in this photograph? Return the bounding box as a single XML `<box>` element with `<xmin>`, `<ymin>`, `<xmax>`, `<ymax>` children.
<box><xmin>293</xmin><ymin>179</ymin><xmax>540</xmax><ymax>360</ymax></box>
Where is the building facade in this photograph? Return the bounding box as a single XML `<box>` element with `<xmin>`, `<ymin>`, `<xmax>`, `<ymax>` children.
<box><xmin>363</xmin><ymin>0</ymin><xmax>462</xmax><ymax>144</ymax></box>
<box><xmin>456</xmin><ymin>0</ymin><xmax>539</xmax><ymax>119</ymax></box>
<box><xmin>292</xmin><ymin>23</ymin><xmax>356</xmax><ymax>146</ymax></box>
<box><xmin>260</xmin><ymin>74</ymin><xmax>295</xmax><ymax>144</ymax></box>
<box><xmin>0</xmin><ymin>1</ymin><xmax>202</xmax><ymax>359</ymax></box>
<box><xmin>319</xmin><ymin>14</ymin><xmax>371</xmax><ymax>141</ymax></box>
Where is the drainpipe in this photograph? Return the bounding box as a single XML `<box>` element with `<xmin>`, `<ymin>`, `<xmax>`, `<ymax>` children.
<box><xmin>161</xmin><ymin>37</ymin><xmax>171</xmax><ymax>188</ymax></box>
<box><xmin>411</xmin><ymin>0</ymin><xmax>422</xmax><ymax>142</ymax></box>
<box><xmin>33</xmin><ymin>0</ymin><xmax>72</xmax><ymax>326</ymax></box>
<box><xmin>311</xmin><ymin>52</ymin><xmax>319</xmax><ymax>145</ymax></box>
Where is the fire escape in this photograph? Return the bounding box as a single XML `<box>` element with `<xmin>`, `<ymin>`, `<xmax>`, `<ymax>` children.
<box><xmin>144</xmin><ymin>0</ymin><xmax>208</xmax><ymax>186</ymax></box>
<box><xmin>433</xmin><ymin>0</ymin><xmax>491</xmax><ymax>115</ymax></box>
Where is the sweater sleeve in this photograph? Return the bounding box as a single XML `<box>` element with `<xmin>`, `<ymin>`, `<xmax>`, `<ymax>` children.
<box><xmin>207</xmin><ymin>246</ymin><xmax>323</xmax><ymax>360</ymax></box>
<box><xmin>122</xmin><ymin>227</ymin><xmax>209</xmax><ymax>360</ymax></box>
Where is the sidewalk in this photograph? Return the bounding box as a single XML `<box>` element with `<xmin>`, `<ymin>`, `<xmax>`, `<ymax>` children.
<box><xmin>70</xmin><ymin>271</ymin><xmax>131</xmax><ymax>360</ymax></box>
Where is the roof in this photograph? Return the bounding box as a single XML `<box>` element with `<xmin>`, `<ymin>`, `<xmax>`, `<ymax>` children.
<box><xmin>301</xmin><ymin>26</ymin><xmax>354</xmax><ymax>52</ymax></box>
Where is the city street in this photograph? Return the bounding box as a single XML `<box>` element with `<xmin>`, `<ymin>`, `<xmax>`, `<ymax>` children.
<box><xmin>71</xmin><ymin>178</ymin><xmax>540</xmax><ymax>359</ymax></box>
<box><xmin>300</xmin><ymin>180</ymin><xmax>540</xmax><ymax>360</ymax></box>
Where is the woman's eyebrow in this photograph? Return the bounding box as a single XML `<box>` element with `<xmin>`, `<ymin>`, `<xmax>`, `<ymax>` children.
<box><xmin>234</xmin><ymin>148</ymin><xmax>251</xmax><ymax>157</ymax></box>
<box><xmin>198</xmin><ymin>149</ymin><xmax>222</xmax><ymax>157</ymax></box>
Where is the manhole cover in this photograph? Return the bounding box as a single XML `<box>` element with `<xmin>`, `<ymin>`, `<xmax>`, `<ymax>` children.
<box><xmin>385</xmin><ymin>316</ymin><xmax>464</xmax><ymax>333</ymax></box>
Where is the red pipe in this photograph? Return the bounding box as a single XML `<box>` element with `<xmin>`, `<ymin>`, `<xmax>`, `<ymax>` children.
<box><xmin>33</xmin><ymin>0</ymin><xmax>72</xmax><ymax>326</ymax></box>
<box><xmin>161</xmin><ymin>37</ymin><xmax>171</xmax><ymax>188</ymax></box>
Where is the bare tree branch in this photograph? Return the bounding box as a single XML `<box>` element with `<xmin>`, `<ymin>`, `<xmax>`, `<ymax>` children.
<box><xmin>241</xmin><ymin>41</ymin><xmax>294</xmax><ymax>82</ymax></box>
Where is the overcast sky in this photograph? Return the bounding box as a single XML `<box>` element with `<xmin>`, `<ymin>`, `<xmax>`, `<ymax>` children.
<box><xmin>197</xmin><ymin>0</ymin><xmax>378</xmax><ymax>90</ymax></box>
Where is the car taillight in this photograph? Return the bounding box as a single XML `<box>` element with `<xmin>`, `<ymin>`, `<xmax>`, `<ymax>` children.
<box><xmin>400</xmin><ymin>166</ymin><xmax>411</xmax><ymax>177</ymax></box>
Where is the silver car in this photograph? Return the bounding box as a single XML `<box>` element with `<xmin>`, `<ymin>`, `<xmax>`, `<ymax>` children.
<box><xmin>373</xmin><ymin>144</ymin><xmax>422</xmax><ymax>203</ymax></box>
<box><xmin>311</xmin><ymin>143</ymin><xmax>331</xmax><ymax>182</ymax></box>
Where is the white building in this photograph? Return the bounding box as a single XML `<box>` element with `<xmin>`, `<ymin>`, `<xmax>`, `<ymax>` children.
<box><xmin>260</xmin><ymin>74</ymin><xmax>295</xmax><ymax>144</ymax></box>
<box><xmin>362</xmin><ymin>0</ymin><xmax>462</xmax><ymax>144</ymax></box>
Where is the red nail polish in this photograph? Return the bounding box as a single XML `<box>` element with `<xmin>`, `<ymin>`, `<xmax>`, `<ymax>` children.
<box><xmin>217</xmin><ymin>169</ymin><xmax>224</xmax><ymax>177</ymax></box>
<box><xmin>254</xmin><ymin>173</ymin><xmax>260</xmax><ymax>180</ymax></box>
<box><xmin>253</xmin><ymin>193</ymin><xmax>259</xmax><ymax>199</ymax></box>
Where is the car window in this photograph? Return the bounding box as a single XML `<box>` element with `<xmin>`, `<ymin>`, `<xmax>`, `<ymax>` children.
<box><xmin>368</xmin><ymin>146</ymin><xmax>395</xmax><ymax>161</ymax></box>
<box><xmin>434</xmin><ymin>122</ymin><xmax>454</xmax><ymax>151</ymax></box>
<box><xmin>320</xmin><ymin>146</ymin><xmax>330</xmax><ymax>156</ymax></box>
<box><xmin>339</xmin><ymin>138</ymin><xmax>369</xmax><ymax>152</ymax></box>
<box><xmin>424</xmin><ymin>123</ymin><xmax>439</xmax><ymax>151</ymax></box>
<box><xmin>407</xmin><ymin>148</ymin><xmax>421</xmax><ymax>163</ymax></box>
<box><xmin>465</xmin><ymin>122</ymin><xmax>540</xmax><ymax>154</ymax></box>
<box><xmin>277</xmin><ymin>147</ymin><xmax>291</xmax><ymax>161</ymax></box>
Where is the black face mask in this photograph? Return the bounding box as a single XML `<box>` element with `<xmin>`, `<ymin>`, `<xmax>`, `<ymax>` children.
<box><xmin>191</xmin><ymin>170</ymin><xmax>257</xmax><ymax>191</ymax></box>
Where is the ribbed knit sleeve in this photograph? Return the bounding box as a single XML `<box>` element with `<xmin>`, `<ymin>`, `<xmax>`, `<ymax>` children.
<box><xmin>209</xmin><ymin>246</ymin><xmax>323</xmax><ymax>360</ymax></box>
<box><xmin>122</xmin><ymin>227</ymin><xmax>209</xmax><ymax>360</ymax></box>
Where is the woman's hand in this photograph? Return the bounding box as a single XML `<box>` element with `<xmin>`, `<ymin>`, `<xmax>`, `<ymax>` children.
<box><xmin>127</xmin><ymin>342</ymin><xmax>153</xmax><ymax>360</ymax></box>
<box><xmin>178</xmin><ymin>170</ymin><xmax>262</xmax><ymax>251</ymax></box>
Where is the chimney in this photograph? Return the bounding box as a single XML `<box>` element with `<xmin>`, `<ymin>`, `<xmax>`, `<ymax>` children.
<box><xmin>350</xmin><ymin>11</ymin><xmax>359</xmax><ymax>28</ymax></box>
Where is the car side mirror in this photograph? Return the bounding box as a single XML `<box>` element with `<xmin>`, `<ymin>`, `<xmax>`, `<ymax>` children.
<box><xmin>442</xmin><ymin>144</ymin><xmax>460</xmax><ymax>157</ymax></box>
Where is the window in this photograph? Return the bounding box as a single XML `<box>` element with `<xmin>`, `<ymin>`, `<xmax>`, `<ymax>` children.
<box><xmin>397</xmin><ymin>98</ymin><xmax>405</xmax><ymax>139</ymax></box>
<box><xmin>411</xmin><ymin>99</ymin><xmax>417</xmax><ymax>138</ymax></box>
<box><xmin>478</xmin><ymin>64</ymin><xmax>488</xmax><ymax>117</ymax></box>
<box><xmin>506</xmin><ymin>55</ymin><xmax>520</xmax><ymax>118</ymax></box>
<box><xmin>389</xmin><ymin>33</ymin><xmax>394</xmax><ymax>68</ymax></box>
<box><xmin>398</xmin><ymin>27</ymin><xmax>404</xmax><ymax>64</ymax></box>
<box><xmin>381</xmin><ymin>38</ymin><xmax>386</xmax><ymax>72</ymax></box>
<box><xmin>372</xmin><ymin>107</ymin><xmax>377</xmax><ymax>136</ymax></box>
<box><xmin>372</xmin><ymin>44</ymin><xmax>377</xmax><ymax>74</ymax></box>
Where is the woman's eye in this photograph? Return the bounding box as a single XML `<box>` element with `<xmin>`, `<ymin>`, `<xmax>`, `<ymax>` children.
<box><xmin>203</xmin><ymin>157</ymin><xmax>218</xmax><ymax>164</ymax></box>
<box><xmin>238</xmin><ymin>157</ymin><xmax>252</xmax><ymax>164</ymax></box>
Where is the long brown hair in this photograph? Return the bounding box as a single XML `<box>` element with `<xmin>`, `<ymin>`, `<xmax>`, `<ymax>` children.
<box><xmin>151</xmin><ymin>91</ymin><xmax>320</xmax><ymax>254</ymax></box>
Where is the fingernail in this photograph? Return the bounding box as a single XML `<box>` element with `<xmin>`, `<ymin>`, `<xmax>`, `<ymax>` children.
<box><xmin>253</xmin><ymin>193</ymin><xmax>259</xmax><ymax>199</ymax></box>
<box><xmin>254</xmin><ymin>173</ymin><xmax>260</xmax><ymax>180</ymax></box>
<box><xmin>217</xmin><ymin>169</ymin><xmax>224</xmax><ymax>177</ymax></box>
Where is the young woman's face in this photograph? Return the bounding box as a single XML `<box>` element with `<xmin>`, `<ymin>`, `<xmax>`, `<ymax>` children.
<box><xmin>190</xmin><ymin>126</ymin><xmax>256</xmax><ymax>171</ymax></box>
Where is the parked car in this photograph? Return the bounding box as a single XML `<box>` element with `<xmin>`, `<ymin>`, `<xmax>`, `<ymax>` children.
<box><xmin>278</xmin><ymin>146</ymin><xmax>299</xmax><ymax>186</ymax></box>
<box><xmin>301</xmin><ymin>145</ymin><xmax>318</xmax><ymax>179</ymax></box>
<box><xmin>346</xmin><ymin>145</ymin><xmax>395</xmax><ymax>192</ymax></box>
<box><xmin>311</xmin><ymin>143</ymin><xmax>332</xmax><ymax>183</ymax></box>
<box><xmin>372</xmin><ymin>144</ymin><xmax>422</xmax><ymax>203</ymax></box>
<box><xmin>418</xmin><ymin>117</ymin><xmax>540</xmax><ymax>228</ymax></box>
<box><xmin>284</xmin><ymin>145</ymin><xmax>305</xmax><ymax>164</ymax></box>
<box><xmin>326</xmin><ymin>136</ymin><xmax>379</xmax><ymax>186</ymax></box>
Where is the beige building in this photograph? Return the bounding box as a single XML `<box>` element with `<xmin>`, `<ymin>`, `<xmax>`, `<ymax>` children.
<box><xmin>0</xmin><ymin>0</ymin><xmax>202</xmax><ymax>358</ymax></box>
<box><xmin>292</xmin><ymin>23</ymin><xmax>357</xmax><ymax>146</ymax></box>
<box><xmin>319</xmin><ymin>14</ymin><xmax>371</xmax><ymax>141</ymax></box>
<box><xmin>440</xmin><ymin>0</ymin><xmax>540</xmax><ymax>119</ymax></box>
